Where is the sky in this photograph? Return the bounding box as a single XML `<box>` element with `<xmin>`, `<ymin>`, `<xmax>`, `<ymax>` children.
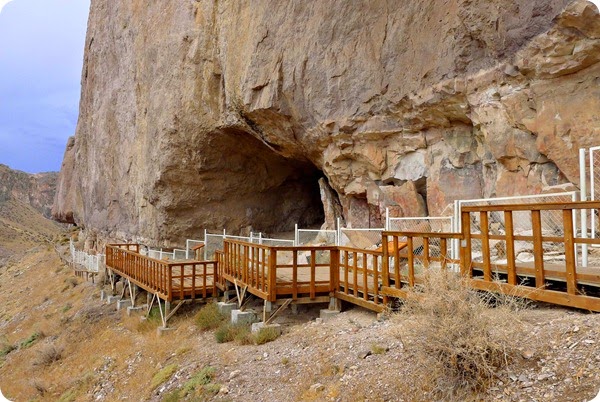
<box><xmin>0</xmin><ymin>0</ymin><xmax>90</xmax><ymax>173</ymax></box>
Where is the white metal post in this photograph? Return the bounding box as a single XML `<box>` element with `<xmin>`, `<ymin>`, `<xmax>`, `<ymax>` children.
<box><xmin>295</xmin><ymin>223</ymin><xmax>299</xmax><ymax>246</ymax></box>
<box><xmin>385</xmin><ymin>207</ymin><xmax>390</xmax><ymax>231</ymax></box>
<box><xmin>204</xmin><ymin>229</ymin><xmax>208</xmax><ymax>261</ymax></box>
<box><xmin>453</xmin><ymin>200</ymin><xmax>460</xmax><ymax>263</ymax></box>
<box><xmin>579</xmin><ymin>148</ymin><xmax>588</xmax><ymax>267</ymax></box>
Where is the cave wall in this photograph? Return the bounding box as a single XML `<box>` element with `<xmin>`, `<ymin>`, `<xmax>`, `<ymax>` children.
<box><xmin>54</xmin><ymin>0</ymin><xmax>600</xmax><ymax>245</ymax></box>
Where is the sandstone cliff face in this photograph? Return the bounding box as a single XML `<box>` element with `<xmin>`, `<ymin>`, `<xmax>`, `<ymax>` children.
<box><xmin>0</xmin><ymin>164</ymin><xmax>58</xmax><ymax>219</ymax></box>
<box><xmin>54</xmin><ymin>0</ymin><xmax>600</xmax><ymax>245</ymax></box>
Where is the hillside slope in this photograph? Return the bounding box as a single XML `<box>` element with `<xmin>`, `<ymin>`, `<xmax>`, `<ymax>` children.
<box><xmin>0</xmin><ymin>244</ymin><xmax>599</xmax><ymax>401</ymax></box>
<box><xmin>0</xmin><ymin>198</ymin><xmax>62</xmax><ymax>263</ymax></box>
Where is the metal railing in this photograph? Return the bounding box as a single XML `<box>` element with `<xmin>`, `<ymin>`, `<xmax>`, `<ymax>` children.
<box><xmin>70</xmin><ymin>240</ymin><xmax>104</xmax><ymax>272</ymax></box>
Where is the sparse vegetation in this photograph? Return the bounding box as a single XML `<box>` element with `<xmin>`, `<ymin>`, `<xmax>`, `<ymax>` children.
<box><xmin>214</xmin><ymin>322</ymin><xmax>251</xmax><ymax>344</ymax></box>
<box><xmin>20</xmin><ymin>331</ymin><xmax>43</xmax><ymax>349</ymax></box>
<box><xmin>370</xmin><ymin>343</ymin><xmax>386</xmax><ymax>355</ymax></box>
<box><xmin>164</xmin><ymin>366</ymin><xmax>221</xmax><ymax>401</ymax></box>
<box><xmin>0</xmin><ymin>342</ymin><xmax>16</xmax><ymax>358</ymax></box>
<box><xmin>34</xmin><ymin>343</ymin><xmax>63</xmax><ymax>367</ymax></box>
<box><xmin>195</xmin><ymin>303</ymin><xmax>227</xmax><ymax>331</ymax></box>
<box><xmin>151</xmin><ymin>364</ymin><xmax>178</xmax><ymax>389</ymax></box>
<box><xmin>62</xmin><ymin>303</ymin><xmax>73</xmax><ymax>313</ymax></box>
<box><xmin>254</xmin><ymin>326</ymin><xmax>281</xmax><ymax>345</ymax></box>
<box><xmin>393</xmin><ymin>270</ymin><xmax>520</xmax><ymax>399</ymax></box>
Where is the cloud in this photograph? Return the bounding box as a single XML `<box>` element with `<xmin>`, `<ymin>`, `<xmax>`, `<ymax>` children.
<box><xmin>0</xmin><ymin>0</ymin><xmax>14</xmax><ymax>14</ymax></box>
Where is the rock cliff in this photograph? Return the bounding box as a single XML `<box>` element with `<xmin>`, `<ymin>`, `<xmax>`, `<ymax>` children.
<box><xmin>0</xmin><ymin>164</ymin><xmax>57</xmax><ymax>218</ymax></box>
<box><xmin>54</xmin><ymin>0</ymin><xmax>600</xmax><ymax>245</ymax></box>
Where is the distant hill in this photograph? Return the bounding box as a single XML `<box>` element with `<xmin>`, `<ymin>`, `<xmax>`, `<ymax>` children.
<box><xmin>0</xmin><ymin>164</ymin><xmax>58</xmax><ymax>218</ymax></box>
<box><xmin>0</xmin><ymin>164</ymin><xmax>62</xmax><ymax>263</ymax></box>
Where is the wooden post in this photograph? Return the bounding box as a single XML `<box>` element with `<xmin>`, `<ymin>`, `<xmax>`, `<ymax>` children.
<box><xmin>292</xmin><ymin>250</ymin><xmax>298</xmax><ymax>300</ymax></box>
<box><xmin>531</xmin><ymin>210</ymin><xmax>545</xmax><ymax>288</ymax></box>
<box><xmin>344</xmin><ymin>250</ymin><xmax>349</xmax><ymax>295</ymax></box>
<box><xmin>407</xmin><ymin>237</ymin><xmax>414</xmax><ymax>287</ymax></box>
<box><xmin>480</xmin><ymin>211</ymin><xmax>492</xmax><ymax>282</ymax></box>
<box><xmin>440</xmin><ymin>238</ymin><xmax>447</xmax><ymax>271</ymax></box>
<box><xmin>504</xmin><ymin>211</ymin><xmax>517</xmax><ymax>285</ymax></box>
<box><xmin>310</xmin><ymin>250</ymin><xmax>316</xmax><ymax>300</ymax></box>
<box><xmin>362</xmin><ymin>253</ymin><xmax>368</xmax><ymax>301</ymax></box>
<box><xmin>563</xmin><ymin>209</ymin><xmax>577</xmax><ymax>295</ymax></box>
<box><xmin>352</xmin><ymin>251</ymin><xmax>358</xmax><ymax>297</ymax></box>
<box><xmin>393</xmin><ymin>236</ymin><xmax>400</xmax><ymax>288</ymax></box>
<box><xmin>381</xmin><ymin>234</ymin><xmax>389</xmax><ymax>305</ymax></box>
<box><xmin>423</xmin><ymin>237</ymin><xmax>430</xmax><ymax>269</ymax></box>
<box><xmin>330</xmin><ymin>248</ymin><xmax>340</xmax><ymax>295</ymax></box>
<box><xmin>373</xmin><ymin>254</ymin><xmax>379</xmax><ymax>304</ymax></box>
<box><xmin>268</xmin><ymin>248</ymin><xmax>277</xmax><ymax>302</ymax></box>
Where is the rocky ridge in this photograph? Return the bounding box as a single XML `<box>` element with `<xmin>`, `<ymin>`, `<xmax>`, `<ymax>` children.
<box><xmin>0</xmin><ymin>164</ymin><xmax>57</xmax><ymax>219</ymax></box>
<box><xmin>54</xmin><ymin>0</ymin><xmax>600</xmax><ymax>246</ymax></box>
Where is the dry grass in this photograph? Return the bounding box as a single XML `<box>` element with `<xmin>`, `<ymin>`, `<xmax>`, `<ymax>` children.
<box><xmin>195</xmin><ymin>303</ymin><xmax>227</xmax><ymax>331</ymax></box>
<box><xmin>214</xmin><ymin>322</ymin><xmax>252</xmax><ymax>344</ymax></box>
<box><xmin>392</xmin><ymin>270</ymin><xmax>522</xmax><ymax>400</ymax></box>
<box><xmin>34</xmin><ymin>343</ymin><xmax>63</xmax><ymax>367</ymax></box>
<box><xmin>254</xmin><ymin>326</ymin><xmax>281</xmax><ymax>345</ymax></box>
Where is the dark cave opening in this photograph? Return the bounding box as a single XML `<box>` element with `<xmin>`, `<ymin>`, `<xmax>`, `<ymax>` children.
<box><xmin>198</xmin><ymin>127</ymin><xmax>325</xmax><ymax>234</ymax></box>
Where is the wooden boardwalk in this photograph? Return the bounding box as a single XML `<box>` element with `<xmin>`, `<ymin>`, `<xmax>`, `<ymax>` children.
<box><xmin>104</xmin><ymin>201</ymin><xmax>600</xmax><ymax>323</ymax></box>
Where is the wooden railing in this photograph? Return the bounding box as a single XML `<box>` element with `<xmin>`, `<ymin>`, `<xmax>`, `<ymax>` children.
<box><xmin>380</xmin><ymin>202</ymin><xmax>600</xmax><ymax>312</ymax></box>
<box><xmin>103</xmin><ymin>201</ymin><xmax>600</xmax><ymax>313</ymax></box>
<box><xmin>461</xmin><ymin>201</ymin><xmax>600</xmax><ymax>311</ymax></box>
<box><xmin>105</xmin><ymin>245</ymin><xmax>217</xmax><ymax>301</ymax></box>
<box><xmin>335</xmin><ymin>247</ymin><xmax>384</xmax><ymax>311</ymax></box>
<box><xmin>222</xmin><ymin>240</ymin><xmax>338</xmax><ymax>302</ymax></box>
<box><xmin>381</xmin><ymin>231</ymin><xmax>461</xmax><ymax>301</ymax></box>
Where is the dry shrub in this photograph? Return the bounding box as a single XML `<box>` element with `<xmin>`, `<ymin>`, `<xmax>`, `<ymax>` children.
<box><xmin>214</xmin><ymin>323</ymin><xmax>251</xmax><ymax>344</ymax></box>
<box><xmin>34</xmin><ymin>343</ymin><xmax>63</xmax><ymax>367</ymax></box>
<box><xmin>393</xmin><ymin>270</ymin><xmax>522</xmax><ymax>399</ymax></box>
<box><xmin>195</xmin><ymin>303</ymin><xmax>227</xmax><ymax>331</ymax></box>
<box><xmin>254</xmin><ymin>326</ymin><xmax>281</xmax><ymax>345</ymax></box>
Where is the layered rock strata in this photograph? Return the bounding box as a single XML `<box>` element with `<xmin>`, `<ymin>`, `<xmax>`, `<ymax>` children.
<box><xmin>0</xmin><ymin>164</ymin><xmax>57</xmax><ymax>218</ymax></box>
<box><xmin>54</xmin><ymin>0</ymin><xmax>600</xmax><ymax>245</ymax></box>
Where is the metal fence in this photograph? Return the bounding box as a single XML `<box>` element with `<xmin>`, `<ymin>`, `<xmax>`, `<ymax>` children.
<box><xmin>454</xmin><ymin>192</ymin><xmax>579</xmax><ymax>266</ymax></box>
<box><xmin>589</xmin><ymin>146</ymin><xmax>600</xmax><ymax>239</ymax></box>
<box><xmin>295</xmin><ymin>225</ymin><xmax>338</xmax><ymax>246</ymax></box>
<box><xmin>70</xmin><ymin>240</ymin><xmax>104</xmax><ymax>272</ymax></box>
<box><xmin>387</xmin><ymin>215</ymin><xmax>455</xmax><ymax>263</ymax></box>
<box><xmin>185</xmin><ymin>239</ymin><xmax>204</xmax><ymax>259</ymax></box>
<box><xmin>204</xmin><ymin>233</ymin><xmax>226</xmax><ymax>260</ymax></box>
<box><xmin>338</xmin><ymin>227</ymin><xmax>384</xmax><ymax>250</ymax></box>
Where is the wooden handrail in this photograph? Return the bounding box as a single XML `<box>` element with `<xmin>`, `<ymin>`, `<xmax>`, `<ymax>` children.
<box><xmin>462</xmin><ymin>200</ymin><xmax>599</xmax><ymax>212</ymax></box>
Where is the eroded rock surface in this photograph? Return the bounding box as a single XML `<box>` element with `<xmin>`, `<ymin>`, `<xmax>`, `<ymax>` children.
<box><xmin>54</xmin><ymin>0</ymin><xmax>600</xmax><ymax>245</ymax></box>
<box><xmin>0</xmin><ymin>164</ymin><xmax>57</xmax><ymax>218</ymax></box>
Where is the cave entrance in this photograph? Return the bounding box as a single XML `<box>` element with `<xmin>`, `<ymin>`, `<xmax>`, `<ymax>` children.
<box><xmin>200</xmin><ymin>128</ymin><xmax>325</xmax><ymax>234</ymax></box>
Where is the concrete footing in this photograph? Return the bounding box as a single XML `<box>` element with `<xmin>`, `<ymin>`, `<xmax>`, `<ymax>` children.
<box><xmin>157</xmin><ymin>326</ymin><xmax>175</xmax><ymax>336</ymax></box>
<box><xmin>117</xmin><ymin>299</ymin><xmax>132</xmax><ymax>311</ymax></box>
<box><xmin>100</xmin><ymin>290</ymin><xmax>107</xmax><ymax>301</ymax></box>
<box><xmin>291</xmin><ymin>304</ymin><xmax>299</xmax><ymax>315</ymax></box>
<box><xmin>106</xmin><ymin>295</ymin><xmax>120</xmax><ymax>304</ymax></box>
<box><xmin>127</xmin><ymin>306</ymin><xmax>144</xmax><ymax>316</ymax></box>
<box><xmin>251</xmin><ymin>322</ymin><xmax>282</xmax><ymax>335</ymax></box>
<box><xmin>231</xmin><ymin>309</ymin><xmax>257</xmax><ymax>325</ymax></box>
<box><xmin>319</xmin><ymin>309</ymin><xmax>340</xmax><ymax>322</ymax></box>
<box><xmin>217</xmin><ymin>302</ymin><xmax>237</xmax><ymax>317</ymax></box>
